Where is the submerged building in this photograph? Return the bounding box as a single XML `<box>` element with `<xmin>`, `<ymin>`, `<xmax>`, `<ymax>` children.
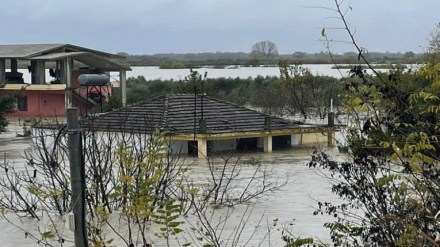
<box><xmin>83</xmin><ymin>94</ymin><xmax>337</xmax><ymax>158</ymax></box>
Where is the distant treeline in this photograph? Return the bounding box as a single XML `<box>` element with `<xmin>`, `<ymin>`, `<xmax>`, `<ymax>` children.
<box><xmin>114</xmin><ymin>51</ymin><xmax>424</xmax><ymax>68</ymax></box>
<box><xmin>104</xmin><ymin>71</ymin><xmax>343</xmax><ymax>119</ymax></box>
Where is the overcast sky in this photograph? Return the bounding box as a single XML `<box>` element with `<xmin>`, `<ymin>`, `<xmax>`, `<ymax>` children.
<box><xmin>1</xmin><ymin>0</ymin><xmax>438</xmax><ymax>55</ymax></box>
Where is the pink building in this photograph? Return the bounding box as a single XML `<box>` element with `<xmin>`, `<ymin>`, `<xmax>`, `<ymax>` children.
<box><xmin>0</xmin><ymin>44</ymin><xmax>130</xmax><ymax>119</ymax></box>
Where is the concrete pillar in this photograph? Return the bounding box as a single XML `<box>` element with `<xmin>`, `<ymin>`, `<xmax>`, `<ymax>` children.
<box><xmin>263</xmin><ymin>136</ymin><xmax>272</xmax><ymax>153</ymax></box>
<box><xmin>35</xmin><ymin>60</ymin><xmax>46</xmax><ymax>84</ymax></box>
<box><xmin>0</xmin><ymin>59</ymin><xmax>5</xmax><ymax>83</ymax></box>
<box><xmin>120</xmin><ymin>70</ymin><xmax>127</xmax><ymax>107</ymax></box>
<box><xmin>197</xmin><ymin>138</ymin><xmax>207</xmax><ymax>159</ymax></box>
<box><xmin>328</xmin><ymin>112</ymin><xmax>335</xmax><ymax>126</ymax></box>
<box><xmin>328</xmin><ymin>112</ymin><xmax>335</xmax><ymax>147</ymax></box>
<box><xmin>30</xmin><ymin>60</ymin><xmax>36</xmax><ymax>84</ymax></box>
<box><xmin>10</xmin><ymin>59</ymin><xmax>18</xmax><ymax>73</ymax></box>
<box><xmin>291</xmin><ymin>134</ymin><xmax>299</xmax><ymax>146</ymax></box>
<box><xmin>59</xmin><ymin>60</ymin><xmax>65</xmax><ymax>83</ymax></box>
<box><xmin>328</xmin><ymin>131</ymin><xmax>336</xmax><ymax>148</ymax></box>
<box><xmin>65</xmin><ymin>58</ymin><xmax>73</xmax><ymax>109</ymax></box>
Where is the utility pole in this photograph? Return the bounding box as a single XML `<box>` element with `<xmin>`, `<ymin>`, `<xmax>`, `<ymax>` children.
<box><xmin>66</xmin><ymin>108</ymin><xmax>88</xmax><ymax>247</ymax></box>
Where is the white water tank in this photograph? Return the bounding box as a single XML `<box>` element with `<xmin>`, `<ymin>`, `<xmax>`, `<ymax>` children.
<box><xmin>78</xmin><ymin>74</ymin><xmax>110</xmax><ymax>86</ymax></box>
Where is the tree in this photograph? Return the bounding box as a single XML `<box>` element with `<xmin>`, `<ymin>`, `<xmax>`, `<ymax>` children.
<box><xmin>426</xmin><ymin>23</ymin><xmax>440</xmax><ymax>64</ymax></box>
<box><xmin>292</xmin><ymin>51</ymin><xmax>306</xmax><ymax>61</ymax></box>
<box><xmin>159</xmin><ymin>60</ymin><xmax>185</xmax><ymax>69</ymax></box>
<box><xmin>403</xmin><ymin>51</ymin><xmax>416</xmax><ymax>64</ymax></box>
<box><xmin>308</xmin><ymin>1</ymin><xmax>440</xmax><ymax>246</ymax></box>
<box><xmin>250</xmin><ymin>40</ymin><xmax>279</xmax><ymax>59</ymax></box>
<box><xmin>279</xmin><ymin>61</ymin><xmax>341</xmax><ymax>119</ymax></box>
<box><xmin>0</xmin><ymin>94</ymin><xmax>16</xmax><ymax>133</ymax></box>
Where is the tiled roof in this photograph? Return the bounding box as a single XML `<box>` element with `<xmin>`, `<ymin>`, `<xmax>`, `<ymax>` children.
<box><xmin>82</xmin><ymin>94</ymin><xmax>304</xmax><ymax>134</ymax></box>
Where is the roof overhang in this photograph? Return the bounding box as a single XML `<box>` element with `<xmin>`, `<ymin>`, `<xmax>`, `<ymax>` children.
<box><xmin>168</xmin><ymin>126</ymin><xmax>337</xmax><ymax>140</ymax></box>
<box><xmin>30</xmin><ymin>52</ymin><xmax>131</xmax><ymax>72</ymax></box>
<box><xmin>0</xmin><ymin>44</ymin><xmax>125</xmax><ymax>59</ymax></box>
<box><xmin>0</xmin><ymin>84</ymin><xmax>66</xmax><ymax>91</ymax></box>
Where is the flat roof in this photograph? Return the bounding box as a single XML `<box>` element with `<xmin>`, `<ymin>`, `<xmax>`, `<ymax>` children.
<box><xmin>0</xmin><ymin>44</ymin><xmax>123</xmax><ymax>59</ymax></box>
<box><xmin>0</xmin><ymin>44</ymin><xmax>130</xmax><ymax>72</ymax></box>
<box><xmin>0</xmin><ymin>84</ymin><xmax>66</xmax><ymax>91</ymax></box>
<box><xmin>30</xmin><ymin>52</ymin><xmax>131</xmax><ymax>71</ymax></box>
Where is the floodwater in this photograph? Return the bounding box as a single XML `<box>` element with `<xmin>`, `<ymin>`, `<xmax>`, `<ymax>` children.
<box><xmin>110</xmin><ymin>64</ymin><xmax>352</xmax><ymax>81</ymax></box>
<box><xmin>12</xmin><ymin>64</ymin><xmax>353</xmax><ymax>83</ymax></box>
<box><xmin>0</xmin><ymin>121</ymin><xmax>350</xmax><ymax>246</ymax></box>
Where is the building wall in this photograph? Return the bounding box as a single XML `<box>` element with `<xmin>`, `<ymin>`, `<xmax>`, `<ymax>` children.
<box><xmin>257</xmin><ymin>133</ymin><xmax>326</xmax><ymax>148</ymax></box>
<box><xmin>170</xmin><ymin>140</ymin><xmax>189</xmax><ymax>155</ymax></box>
<box><xmin>170</xmin><ymin>139</ymin><xmax>238</xmax><ymax>155</ymax></box>
<box><xmin>257</xmin><ymin>137</ymin><xmax>263</xmax><ymax>148</ymax></box>
<box><xmin>7</xmin><ymin>90</ymin><xmax>66</xmax><ymax>118</ymax></box>
<box><xmin>38</xmin><ymin>92</ymin><xmax>66</xmax><ymax>117</ymax></box>
<box><xmin>210</xmin><ymin>139</ymin><xmax>237</xmax><ymax>153</ymax></box>
<box><xmin>301</xmin><ymin>133</ymin><xmax>327</xmax><ymax>145</ymax></box>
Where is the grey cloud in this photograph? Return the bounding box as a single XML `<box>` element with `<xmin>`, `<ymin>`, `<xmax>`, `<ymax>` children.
<box><xmin>0</xmin><ymin>0</ymin><xmax>439</xmax><ymax>54</ymax></box>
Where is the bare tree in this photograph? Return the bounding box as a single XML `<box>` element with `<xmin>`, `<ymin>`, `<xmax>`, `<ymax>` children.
<box><xmin>307</xmin><ymin>0</ymin><xmax>440</xmax><ymax>246</ymax></box>
<box><xmin>250</xmin><ymin>40</ymin><xmax>279</xmax><ymax>59</ymax></box>
<box><xmin>425</xmin><ymin>23</ymin><xmax>440</xmax><ymax>64</ymax></box>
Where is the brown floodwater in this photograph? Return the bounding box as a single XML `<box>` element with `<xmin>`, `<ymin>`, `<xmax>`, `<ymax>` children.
<box><xmin>0</xmin><ymin>122</ymin><xmax>348</xmax><ymax>246</ymax></box>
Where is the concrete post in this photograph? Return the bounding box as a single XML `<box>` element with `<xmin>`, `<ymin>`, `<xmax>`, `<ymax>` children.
<box><xmin>328</xmin><ymin>112</ymin><xmax>336</xmax><ymax>147</ymax></box>
<box><xmin>263</xmin><ymin>136</ymin><xmax>272</xmax><ymax>153</ymax></box>
<box><xmin>30</xmin><ymin>60</ymin><xmax>36</xmax><ymax>84</ymax></box>
<box><xmin>197</xmin><ymin>138</ymin><xmax>207</xmax><ymax>159</ymax></box>
<box><xmin>59</xmin><ymin>60</ymin><xmax>65</xmax><ymax>83</ymax></box>
<box><xmin>65</xmin><ymin>58</ymin><xmax>73</xmax><ymax>108</ymax></box>
<box><xmin>328</xmin><ymin>131</ymin><xmax>335</xmax><ymax>148</ymax></box>
<box><xmin>35</xmin><ymin>60</ymin><xmax>46</xmax><ymax>84</ymax></box>
<box><xmin>66</xmin><ymin>108</ymin><xmax>88</xmax><ymax>247</ymax></box>
<box><xmin>0</xmin><ymin>59</ymin><xmax>5</xmax><ymax>83</ymax></box>
<box><xmin>10</xmin><ymin>59</ymin><xmax>18</xmax><ymax>73</ymax></box>
<box><xmin>120</xmin><ymin>70</ymin><xmax>127</xmax><ymax>107</ymax></box>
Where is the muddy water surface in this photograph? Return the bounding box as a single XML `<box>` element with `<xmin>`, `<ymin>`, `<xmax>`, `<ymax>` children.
<box><xmin>0</xmin><ymin>123</ymin><xmax>348</xmax><ymax>246</ymax></box>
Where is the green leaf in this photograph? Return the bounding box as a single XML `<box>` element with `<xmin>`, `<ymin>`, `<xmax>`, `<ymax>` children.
<box><xmin>286</xmin><ymin>238</ymin><xmax>314</xmax><ymax>247</ymax></box>
<box><xmin>41</xmin><ymin>231</ymin><xmax>55</xmax><ymax>239</ymax></box>
<box><xmin>169</xmin><ymin>221</ymin><xmax>181</xmax><ymax>228</ymax></box>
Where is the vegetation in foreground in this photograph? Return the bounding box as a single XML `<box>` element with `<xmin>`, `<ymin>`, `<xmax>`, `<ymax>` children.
<box><xmin>305</xmin><ymin>1</ymin><xmax>440</xmax><ymax>246</ymax></box>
